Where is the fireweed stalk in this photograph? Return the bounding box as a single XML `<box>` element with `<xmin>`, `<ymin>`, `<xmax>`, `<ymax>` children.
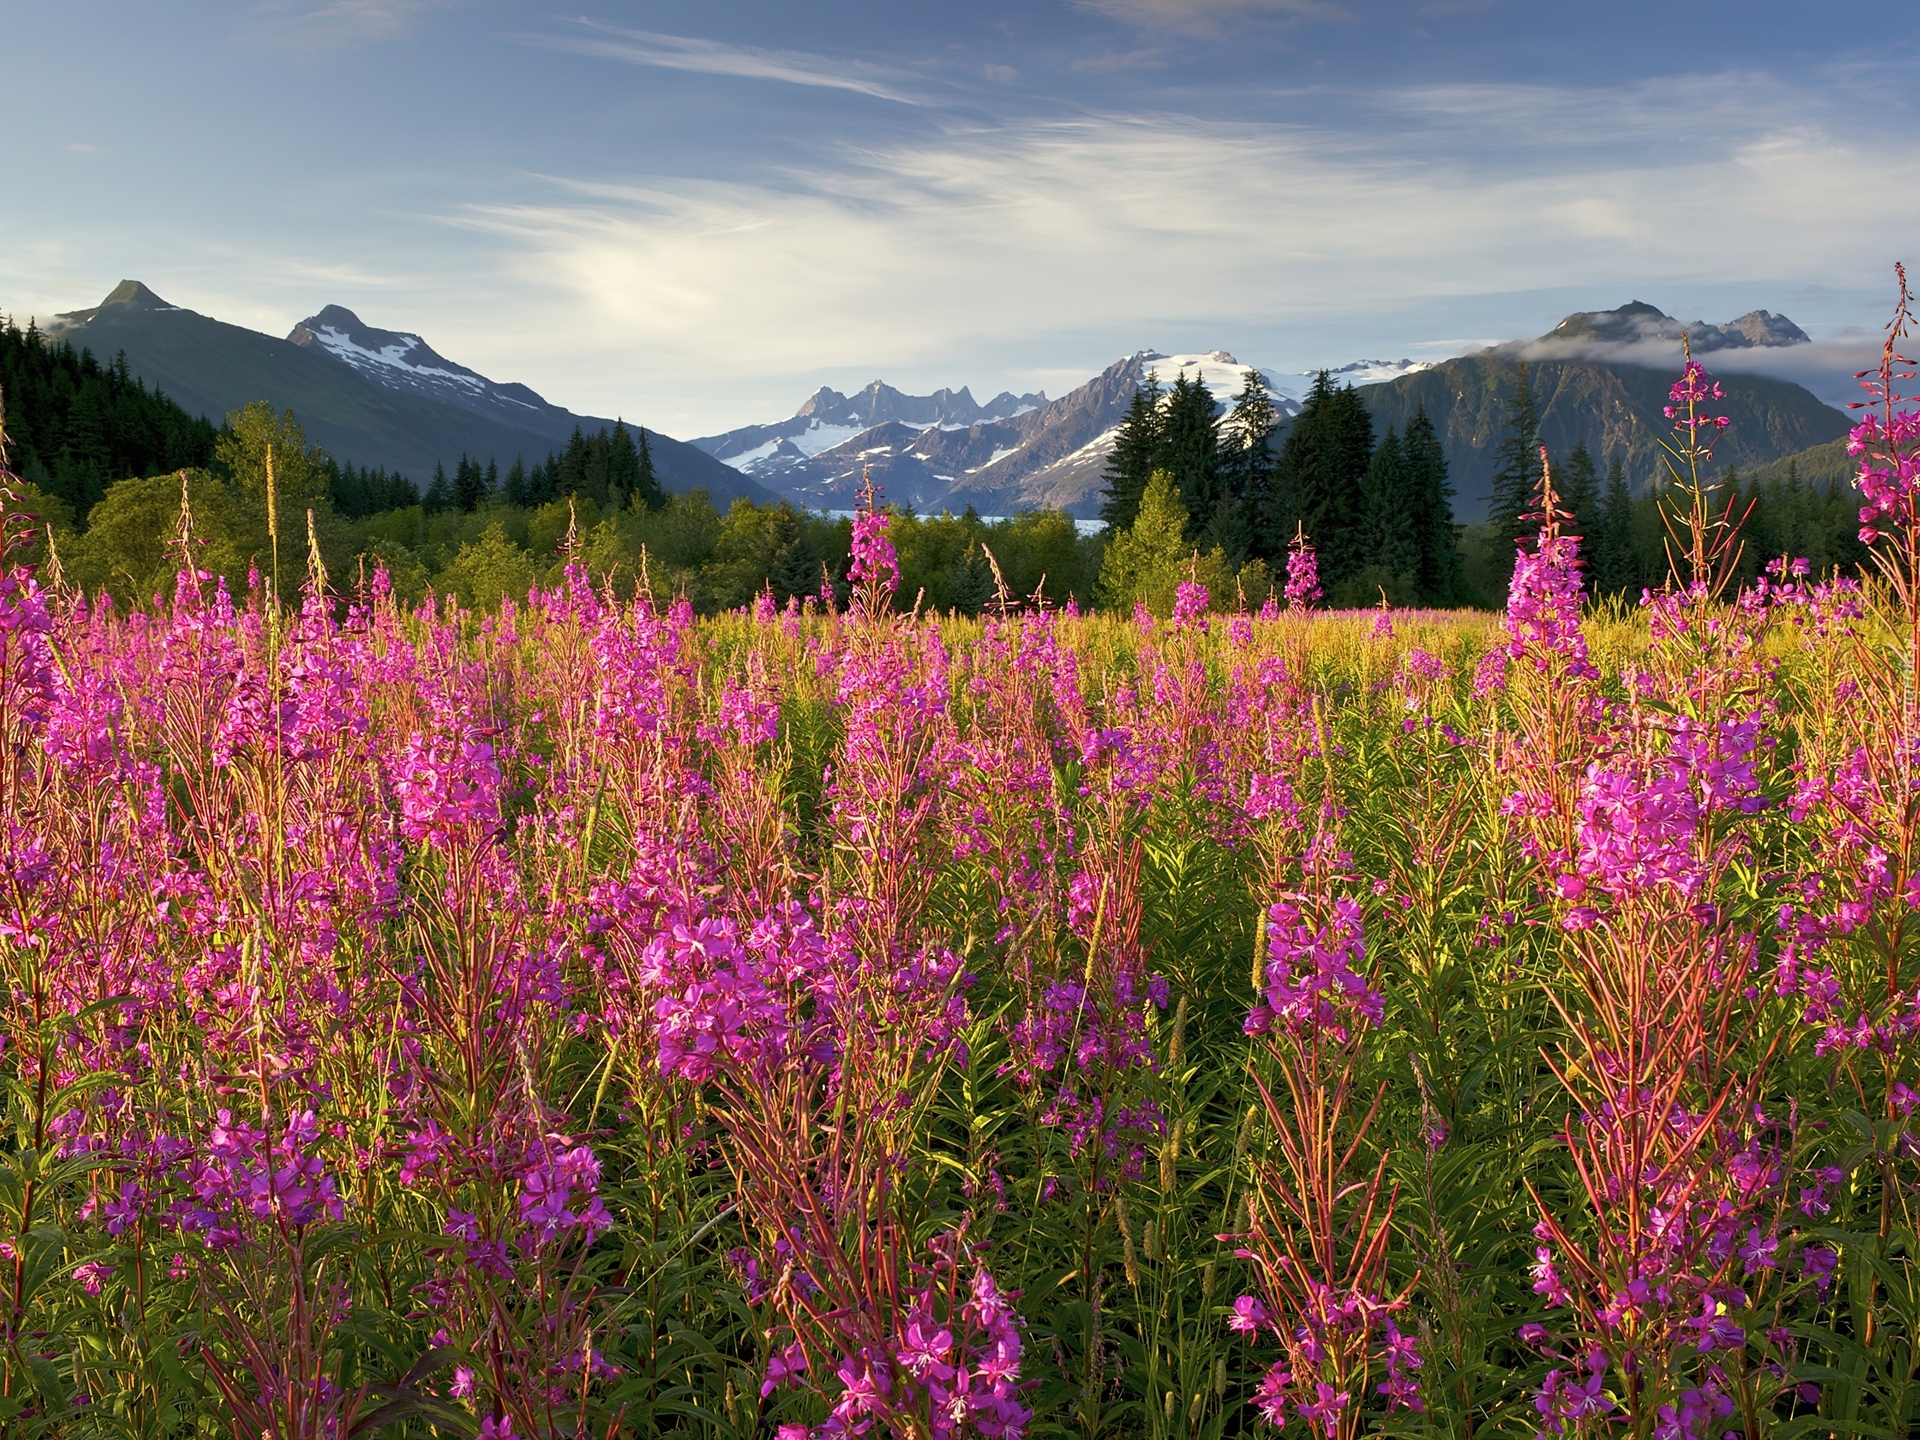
<box><xmin>600</xmin><ymin>481</ymin><xmax>1029</xmax><ymax>1439</ymax></box>
<box><xmin>1231</xmin><ymin>867</ymin><xmax>1420</xmax><ymax>1439</ymax></box>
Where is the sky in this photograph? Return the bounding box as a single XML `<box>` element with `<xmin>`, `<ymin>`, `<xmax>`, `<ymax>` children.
<box><xmin>3</xmin><ymin>1</ymin><xmax>1918</xmax><ymax>438</ymax></box>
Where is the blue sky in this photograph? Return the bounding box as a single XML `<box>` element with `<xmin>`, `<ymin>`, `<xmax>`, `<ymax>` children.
<box><xmin>4</xmin><ymin>1</ymin><xmax>1917</xmax><ymax>436</ymax></box>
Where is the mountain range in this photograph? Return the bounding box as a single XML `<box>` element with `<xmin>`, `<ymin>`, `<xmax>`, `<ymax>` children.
<box><xmin>30</xmin><ymin>284</ymin><xmax>1852</xmax><ymax>525</ymax></box>
<box><xmin>688</xmin><ymin>304</ymin><xmax>1846</xmax><ymax>522</ymax></box>
<box><xmin>39</xmin><ymin>282</ymin><xmax>771</xmax><ymax>506</ymax></box>
<box><xmin>688</xmin><ymin>351</ymin><xmax>1441</xmax><ymax>516</ymax></box>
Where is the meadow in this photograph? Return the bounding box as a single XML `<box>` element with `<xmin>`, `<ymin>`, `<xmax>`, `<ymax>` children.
<box><xmin>1</xmin><ymin>331</ymin><xmax>1918</xmax><ymax>1440</ymax></box>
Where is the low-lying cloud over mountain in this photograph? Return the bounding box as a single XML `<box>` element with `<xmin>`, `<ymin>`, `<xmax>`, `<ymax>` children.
<box><xmin>1508</xmin><ymin>300</ymin><xmax>1879</xmax><ymax>411</ymax></box>
<box><xmin>1359</xmin><ymin>301</ymin><xmax>1854</xmax><ymax>518</ymax></box>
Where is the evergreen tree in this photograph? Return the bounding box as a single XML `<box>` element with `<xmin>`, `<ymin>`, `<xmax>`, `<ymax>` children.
<box><xmin>583</xmin><ymin>430</ymin><xmax>612</xmax><ymax>507</ymax></box>
<box><xmin>0</xmin><ymin>316</ymin><xmax>219</xmax><ymax>523</ymax></box>
<box><xmin>1099</xmin><ymin>371</ymin><xmax>1164</xmax><ymax>532</ymax></box>
<box><xmin>1488</xmin><ymin>363</ymin><xmax>1543</xmax><ymax>596</ymax></box>
<box><xmin>1095</xmin><ymin>469</ymin><xmax>1191</xmax><ymax>613</ymax></box>
<box><xmin>607</xmin><ymin>421</ymin><xmax>642</xmax><ymax>508</ymax></box>
<box><xmin>1591</xmin><ymin>454</ymin><xmax>1636</xmax><ymax>599</ymax></box>
<box><xmin>485</xmin><ymin>457</ymin><xmax>499</xmax><ymax>500</ymax></box>
<box><xmin>1361</xmin><ymin>427</ymin><xmax>1419</xmax><ymax>584</ymax></box>
<box><xmin>948</xmin><ymin>543</ymin><xmax>995</xmax><ymax>616</ymax></box>
<box><xmin>558</xmin><ymin>426</ymin><xmax>590</xmax><ymax>500</ymax></box>
<box><xmin>1159</xmin><ymin>370</ymin><xmax>1222</xmax><ymax>543</ymax></box>
<box><xmin>635</xmin><ymin>427</ymin><xmax>665</xmax><ymax>510</ymax></box>
<box><xmin>452</xmin><ymin>454</ymin><xmax>488</xmax><ymax>512</ymax></box>
<box><xmin>503</xmin><ymin>457</ymin><xmax>530</xmax><ymax>508</ymax></box>
<box><xmin>424</xmin><ymin>461</ymin><xmax>452</xmax><ymax>514</ymax></box>
<box><xmin>1402</xmin><ymin>406</ymin><xmax>1461</xmax><ymax>605</ymax></box>
<box><xmin>1219</xmin><ymin>369</ymin><xmax>1279</xmax><ymax>560</ymax></box>
<box><xmin>1267</xmin><ymin>372</ymin><xmax>1373</xmax><ymax>592</ymax></box>
<box><xmin>1560</xmin><ymin>441</ymin><xmax>1600</xmax><ymax>540</ymax></box>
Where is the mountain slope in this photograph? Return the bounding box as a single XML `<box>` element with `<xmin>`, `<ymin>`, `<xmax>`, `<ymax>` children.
<box><xmin>1360</xmin><ymin>302</ymin><xmax>1849</xmax><ymax>520</ymax></box>
<box><xmin>696</xmin><ymin>350</ymin><xmax>1303</xmax><ymax>517</ymax></box>
<box><xmin>42</xmin><ymin>282</ymin><xmax>770</xmax><ymax>504</ymax></box>
<box><xmin>1738</xmin><ymin>435</ymin><xmax>1856</xmax><ymax>489</ymax></box>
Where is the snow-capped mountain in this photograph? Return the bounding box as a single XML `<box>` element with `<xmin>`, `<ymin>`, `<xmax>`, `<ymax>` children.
<box><xmin>287</xmin><ymin>305</ymin><xmax>565</xmax><ymax>435</ymax></box>
<box><xmin>693</xmin><ymin>349</ymin><xmax>1315</xmax><ymax>517</ymax></box>
<box><xmin>696</xmin><ymin>379</ymin><xmax>1047</xmax><ymax>484</ymax></box>
<box><xmin>1317</xmin><ymin>358</ymin><xmax>1436</xmax><ymax>387</ymax></box>
<box><xmin>43</xmin><ymin>283</ymin><xmax>770</xmax><ymax>503</ymax></box>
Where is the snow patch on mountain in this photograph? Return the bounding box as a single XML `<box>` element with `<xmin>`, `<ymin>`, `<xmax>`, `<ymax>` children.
<box><xmin>305</xmin><ymin>323</ymin><xmax>491</xmax><ymax>395</ymax></box>
<box><xmin>1316</xmin><ymin>359</ymin><xmax>1436</xmax><ymax>387</ymax></box>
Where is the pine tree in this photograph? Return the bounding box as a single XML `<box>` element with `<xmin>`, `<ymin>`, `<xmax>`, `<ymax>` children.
<box><xmin>1095</xmin><ymin>469</ymin><xmax>1191</xmax><ymax>612</ymax></box>
<box><xmin>1402</xmin><ymin>406</ymin><xmax>1461</xmax><ymax>605</ymax></box>
<box><xmin>424</xmin><ymin>461</ymin><xmax>452</xmax><ymax>514</ymax></box>
<box><xmin>503</xmin><ymin>457</ymin><xmax>530</xmax><ymax>508</ymax></box>
<box><xmin>634</xmin><ymin>427</ymin><xmax>665</xmax><ymax>510</ymax></box>
<box><xmin>606</xmin><ymin>421</ymin><xmax>641</xmax><ymax>509</ymax></box>
<box><xmin>1099</xmin><ymin>371</ymin><xmax>1164</xmax><ymax>532</ymax></box>
<box><xmin>1591</xmin><ymin>454</ymin><xmax>1636</xmax><ymax>599</ymax></box>
<box><xmin>948</xmin><ymin>543</ymin><xmax>995</xmax><ymax>616</ymax></box>
<box><xmin>452</xmin><ymin>454</ymin><xmax>487</xmax><ymax>512</ymax></box>
<box><xmin>1560</xmin><ymin>441</ymin><xmax>1600</xmax><ymax>541</ymax></box>
<box><xmin>484</xmin><ymin>457</ymin><xmax>499</xmax><ymax>500</ymax></box>
<box><xmin>558</xmin><ymin>426</ymin><xmax>590</xmax><ymax>500</ymax></box>
<box><xmin>582</xmin><ymin>429</ymin><xmax>612</xmax><ymax>507</ymax></box>
<box><xmin>1488</xmin><ymin>363</ymin><xmax>1542</xmax><ymax>596</ymax></box>
<box><xmin>1216</xmin><ymin>369</ymin><xmax>1278</xmax><ymax>563</ymax></box>
<box><xmin>1269</xmin><ymin>373</ymin><xmax>1373</xmax><ymax>593</ymax></box>
<box><xmin>1159</xmin><ymin>371</ymin><xmax>1222</xmax><ymax>542</ymax></box>
<box><xmin>1361</xmin><ymin>427</ymin><xmax>1418</xmax><ymax>585</ymax></box>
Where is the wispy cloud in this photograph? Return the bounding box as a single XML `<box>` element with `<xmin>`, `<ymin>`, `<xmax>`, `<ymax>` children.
<box><xmin>1069</xmin><ymin>47</ymin><xmax>1168</xmax><ymax>73</ymax></box>
<box><xmin>433</xmin><ymin>81</ymin><xmax>1918</xmax><ymax>430</ymax></box>
<box><xmin>246</xmin><ymin>0</ymin><xmax>444</xmax><ymax>46</ymax></box>
<box><xmin>524</xmin><ymin>23</ymin><xmax>926</xmax><ymax>105</ymax></box>
<box><xmin>1067</xmin><ymin>0</ymin><xmax>1347</xmax><ymax>33</ymax></box>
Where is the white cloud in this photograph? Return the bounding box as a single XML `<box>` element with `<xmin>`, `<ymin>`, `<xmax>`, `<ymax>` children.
<box><xmin>430</xmin><ymin>85</ymin><xmax>1918</xmax><ymax>431</ymax></box>
<box><xmin>524</xmin><ymin>24</ymin><xmax>925</xmax><ymax>105</ymax></box>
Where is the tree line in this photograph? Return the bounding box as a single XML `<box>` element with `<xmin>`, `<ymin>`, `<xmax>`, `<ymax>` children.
<box><xmin>3</xmin><ymin>343</ymin><xmax>1878</xmax><ymax>617</ymax></box>
<box><xmin>1099</xmin><ymin>368</ymin><xmax>1466</xmax><ymax>607</ymax></box>
<box><xmin>0</xmin><ymin>319</ymin><xmax>219</xmax><ymax>522</ymax></box>
<box><xmin>1480</xmin><ymin>363</ymin><xmax>1871</xmax><ymax>601</ymax></box>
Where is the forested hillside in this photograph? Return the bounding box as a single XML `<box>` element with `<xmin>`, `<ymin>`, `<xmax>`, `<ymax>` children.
<box><xmin>0</xmin><ymin>318</ymin><xmax>218</xmax><ymax>522</ymax></box>
<box><xmin>1361</xmin><ymin>353</ymin><xmax>1852</xmax><ymax>517</ymax></box>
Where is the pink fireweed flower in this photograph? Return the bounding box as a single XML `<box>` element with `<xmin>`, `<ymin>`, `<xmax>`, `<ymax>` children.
<box><xmin>1505</xmin><ymin>529</ymin><xmax>1596</xmax><ymax>680</ymax></box>
<box><xmin>1172</xmin><ymin>577</ymin><xmax>1210</xmax><ymax>632</ymax></box>
<box><xmin>1665</xmin><ymin>361</ymin><xmax>1732</xmax><ymax>443</ymax></box>
<box><xmin>392</xmin><ymin>731</ymin><xmax>502</xmax><ymax>848</ymax></box>
<box><xmin>517</xmin><ymin>1141</ymin><xmax>614</xmax><ymax>1244</ymax></box>
<box><xmin>1284</xmin><ymin>537</ymin><xmax>1321</xmax><ymax>611</ymax></box>
<box><xmin>1245</xmin><ymin>898</ymin><xmax>1380</xmax><ymax>1042</ymax></box>
<box><xmin>72</xmin><ymin>1262</ymin><xmax>114</xmax><ymax>1296</ymax></box>
<box><xmin>849</xmin><ymin>505</ymin><xmax>900</xmax><ymax>600</ymax></box>
<box><xmin>1230</xmin><ymin>1294</ymin><xmax>1271</xmax><ymax>1334</ymax></box>
<box><xmin>1851</xmin><ymin>401</ymin><xmax>1920</xmax><ymax>543</ymax></box>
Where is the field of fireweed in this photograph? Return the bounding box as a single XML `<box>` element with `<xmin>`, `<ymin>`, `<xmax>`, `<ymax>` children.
<box><xmin>2</xmin><ymin>302</ymin><xmax>1920</xmax><ymax>1440</ymax></box>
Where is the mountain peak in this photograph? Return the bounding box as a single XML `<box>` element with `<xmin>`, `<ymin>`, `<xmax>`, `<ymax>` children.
<box><xmin>100</xmin><ymin>280</ymin><xmax>174</xmax><ymax>311</ymax></box>
<box><xmin>1543</xmin><ymin>301</ymin><xmax>1808</xmax><ymax>352</ymax></box>
<box><xmin>45</xmin><ymin>280</ymin><xmax>183</xmax><ymax>334</ymax></box>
